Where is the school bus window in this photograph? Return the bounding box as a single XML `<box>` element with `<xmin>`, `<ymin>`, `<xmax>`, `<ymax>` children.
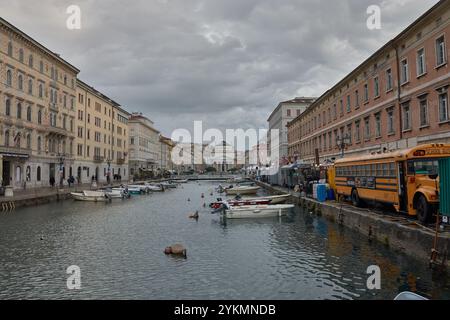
<box><xmin>371</xmin><ymin>164</ymin><xmax>376</xmax><ymax>177</ymax></box>
<box><xmin>389</xmin><ymin>163</ymin><xmax>396</xmax><ymax>177</ymax></box>
<box><xmin>407</xmin><ymin>161</ymin><xmax>415</xmax><ymax>175</ymax></box>
<box><xmin>376</xmin><ymin>163</ymin><xmax>382</xmax><ymax>176</ymax></box>
<box><xmin>414</xmin><ymin>160</ymin><xmax>438</xmax><ymax>175</ymax></box>
<box><xmin>366</xmin><ymin>165</ymin><xmax>370</xmax><ymax>176</ymax></box>
<box><xmin>383</xmin><ymin>163</ymin><xmax>389</xmax><ymax>176</ymax></box>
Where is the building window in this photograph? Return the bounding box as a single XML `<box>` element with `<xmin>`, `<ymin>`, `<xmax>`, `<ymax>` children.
<box><xmin>419</xmin><ymin>98</ymin><xmax>428</xmax><ymax>127</ymax></box>
<box><xmin>6</xmin><ymin>70</ymin><xmax>12</xmax><ymax>86</ymax></box>
<box><xmin>439</xmin><ymin>92</ymin><xmax>448</xmax><ymax>122</ymax></box>
<box><xmin>401</xmin><ymin>59</ymin><xmax>409</xmax><ymax>84</ymax></box>
<box><xmin>346</xmin><ymin>95</ymin><xmax>351</xmax><ymax>112</ymax></box>
<box><xmin>374</xmin><ymin>77</ymin><xmax>380</xmax><ymax>97</ymax></box>
<box><xmin>386</xmin><ymin>69</ymin><xmax>393</xmax><ymax>91</ymax></box>
<box><xmin>402</xmin><ymin>102</ymin><xmax>411</xmax><ymax>130</ymax></box>
<box><xmin>347</xmin><ymin>124</ymin><xmax>352</xmax><ymax>144</ymax></box>
<box><xmin>340</xmin><ymin>100</ymin><xmax>344</xmax><ymax>115</ymax></box>
<box><xmin>355</xmin><ymin>120</ymin><xmax>360</xmax><ymax>142</ymax></box>
<box><xmin>333</xmin><ymin>104</ymin><xmax>337</xmax><ymax>119</ymax></box>
<box><xmin>28</xmin><ymin>79</ymin><xmax>33</xmax><ymax>95</ymax></box>
<box><xmin>364</xmin><ymin>83</ymin><xmax>369</xmax><ymax>102</ymax></box>
<box><xmin>29</xmin><ymin>55</ymin><xmax>33</xmax><ymax>68</ymax></box>
<box><xmin>40</xmin><ymin>61</ymin><xmax>44</xmax><ymax>73</ymax></box>
<box><xmin>26</xmin><ymin>134</ymin><xmax>31</xmax><ymax>149</ymax></box>
<box><xmin>387</xmin><ymin>108</ymin><xmax>395</xmax><ymax>134</ymax></box>
<box><xmin>27</xmin><ymin>106</ymin><xmax>32</xmax><ymax>121</ymax></box>
<box><xmin>436</xmin><ymin>36</ymin><xmax>447</xmax><ymax>66</ymax></box>
<box><xmin>37</xmin><ymin>136</ymin><xmax>41</xmax><ymax>152</ymax></box>
<box><xmin>17</xmin><ymin>103</ymin><xmax>22</xmax><ymax>119</ymax></box>
<box><xmin>355</xmin><ymin>90</ymin><xmax>360</xmax><ymax>107</ymax></box>
<box><xmin>4</xmin><ymin>130</ymin><xmax>9</xmax><ymax>147</ymax></box>
<box><xmin>19</xmin><ymin>49</ymin><xmax>24</xmax><ymax>63</ymax></box>
<box><xmin>38</xmin><ymin>110</ymin><xmax>42</xmax><ymax>124</ymax></box>
<box><xmin>39</xmin><ymin>83</ymin><xmax>43</xmax><ymax>98</ymax></box>
<box><xmin>417</xmin><ymin>48</ymin><xmax>426</xmax><ymax>76</ymax></box>
<box><xmin>287</xmin><ymin>109</ymin><xmax>291</xmax><ymax>117</ymax></box>
<box><xmin>37</xmin><ymin>166</ymin><xmax>41</xmax><ymax>181</ymax></box>
<box><xmin>364</xmin><ymin>117</ymin><xmax>370</xmax><ymax>140</ymax></box>
<box><xmin>375</xmin><ymin>112</ymin><xmax>381</xmax><ymax>137</ymax></box>
<box><xmin>5</xmin><ymin>99</ymin><xmax>11</xmax><ymax>116</ymax></box>
<box><xmin>18</xmin><ymin>74</ymin><xmax>23</xmax><ymax>91</ymax></box>
<box><xmin>7</xmin><ymin>41</ymin><xmax>12</xmax><ymax>56</ymax></box>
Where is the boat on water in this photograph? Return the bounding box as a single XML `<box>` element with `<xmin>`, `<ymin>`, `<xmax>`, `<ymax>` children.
<box><xmin>223</xmin><ymin>203</ymin><xmax>295</xmax><ymax>219</ymax></box>
<box><xmin>224</xmin><ymin>186</ymin><xmax>260</xmax><ymax>195</ymax></box>
<box><xmin>71</xmin><ymin>190</ymin><xmax>110</xmax><ymax>202</ymax></box>
<box><xmin>102</xmin><ymin>188</ymin><xmax>131</xmax><ymax>199</ymax></box>
<box><xmin>146</xmin><ymin>183</ymin><xmax>165</xmax><ymax>192</ymax></box>
<box><xmin>113</xmin><ymin>186</ymin><xmax>143</xmax><ymax>195</ymax></box>
<box><xmin>210</xmin><ymin>198</ymin><xmax>271</xmax><ymax>210</ymax></box>
<box><xmin>234</xmin><ymin>194</ymin><xmax>290</xmax><ymax>205</ymax></box>
<box><xmin>128</xmin><ymin>185</ymin><xmax>150</xmax><ymax>193</ymax></box>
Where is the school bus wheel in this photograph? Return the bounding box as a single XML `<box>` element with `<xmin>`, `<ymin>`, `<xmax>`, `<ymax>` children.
<box><xmin>351</xmin><ymin>189</ymin><xmax>363</xmax><ymax>208</ymax></box>
<box><xmin>415</xmin><ymin>194</ymin><xmax>431</xmax><ymax>224</ymax></box>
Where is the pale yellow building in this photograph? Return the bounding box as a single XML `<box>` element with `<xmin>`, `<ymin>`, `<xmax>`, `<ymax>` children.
<box><xmin>75</xmin><ymin>80</ymin><xmax>129</xmax><ymax>184</ymax></box>
<box><xmin>0</xmin><ymin>17</ymin><xmax>79</xmax><ymax>189</ymax></box>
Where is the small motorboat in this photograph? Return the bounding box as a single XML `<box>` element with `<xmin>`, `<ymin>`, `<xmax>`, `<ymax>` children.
<box><xmin>103</xmin><ymin>188</ymin><xmax>130</xmax><ymax>199</ymax></box>
<box><xmin>128</xmin><ymin>184</ymin><xmax>150</xmax><ymax>194</ymax></box>
<box><xmin>222</xmin><ymin>203</ymin><xmax>295</xmax><ymax>219</ymax></box>
<box><xmin>161</xmin><ymin>181</ymin><xmax>177</xmax><ymax>189</ymax></box>
<box><xmin>235</xmin><ymin>194</ymin><xmax>291</xmax><ymax>205</ymax></box>
<box><xmin>224</xmin><ymin>186</ymin><xmax>260</xmax><ymax>195</ymax></box>
<box><xmin>71</xmin><ymin>190</ymin><xmax>110</xmax><ymax>202</ymax></box>
<box><xmin>113</xmin><ymin>186</ymin><xmax>143</xmax><ymax>195</ymax></box>
<box><xmin>210</xmin><ymin>198</ymin><xmax>271</xmax><ymax>210</ymax></box>
<box><xmin>146</xmin><ymin>183</ymin><xmax>165</xmax><ymax>192</ymax></box>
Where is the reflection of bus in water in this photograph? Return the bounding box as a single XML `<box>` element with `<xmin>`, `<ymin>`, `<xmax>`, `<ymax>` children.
<box><xmin>332</xmin><ymin>144</ymin><xmax>450</xmax><ymax>223</ymax></box>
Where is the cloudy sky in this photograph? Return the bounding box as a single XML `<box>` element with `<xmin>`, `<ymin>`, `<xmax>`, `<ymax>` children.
<box><xmin>0</xmin><ymin>0</ymin><xmax>439</xmax><ymax>138</ymax></box>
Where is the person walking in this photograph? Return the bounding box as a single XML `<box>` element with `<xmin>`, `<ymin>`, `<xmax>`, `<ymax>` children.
<box><xmin>49</xmin><ymin>176</ymin><xmax>55</xmax><ymax>188</ymax></box>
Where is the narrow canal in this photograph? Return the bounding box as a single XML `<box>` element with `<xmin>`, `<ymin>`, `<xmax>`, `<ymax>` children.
<box><xmin>0</xmin><ymin>181</ymin><xmax>449</xmax><ymax>300</ymax></box>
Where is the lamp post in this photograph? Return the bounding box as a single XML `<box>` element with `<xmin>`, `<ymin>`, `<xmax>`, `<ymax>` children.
<box><xmin>336</xmin><ymin>134</ymin><xmax>351</xmax><ymax>158</ymax></box>
<box><xmin>107</xmin><ymin>158</ymin><xmax>111</xmax><ymax>185</ymax></box>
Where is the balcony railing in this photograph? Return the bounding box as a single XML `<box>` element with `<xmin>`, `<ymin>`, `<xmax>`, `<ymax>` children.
<box><xmin>94</xmin><ymin>155</ymin><xmax>105</xmax><ymax>163</ymax></box>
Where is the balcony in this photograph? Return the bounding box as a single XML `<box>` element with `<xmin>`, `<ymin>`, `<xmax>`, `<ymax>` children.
<box><xmin>117</xmin><ymin>158</ymin><xmax>126</xmax><ymax>165</ymax></box>
<box><xmin>45</xmin><ymin>125</ymin><xmax>70</xmax><ymax>136</ymax></box>
<box><xmin>0</xmin><ymin>146</ymin><xmax>31</xmax><ymax>158</ymax></box>
<box><xmin>94</xmin><ymin>155</ymin><xmax>105</xmax><ymax>163</ymax></box>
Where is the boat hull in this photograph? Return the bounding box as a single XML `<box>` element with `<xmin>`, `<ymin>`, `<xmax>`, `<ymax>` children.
<box><xmin>71</xmin><ymin>191</ymin><xmax>109</xmax><ymax>202</ymax></box>
<box><xmin>224</xmin><ymin>204</ymin><xmax>294</xmax><ymax>219</ymax></box>
<box><xmin>225</xmin><ymin>187</ymin><xmax>260</xmax><ymax>195</ymax></box>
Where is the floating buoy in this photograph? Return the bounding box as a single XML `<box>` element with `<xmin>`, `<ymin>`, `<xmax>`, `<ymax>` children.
<box><xmin>201</xmin><ymin>193</ymin><xmax>204</xmax><ymax>199</ymax></box>
<box><xmin>187</xmin><ymin>198</ymin><xmax>190</xmax><ymax>202</ymax></box>
<box><xmin>164</xmin><ymin>244</ymin><xmax>187</xmax><ymax>257</ymax></box>
<box><xmin>203</xmin><ymin>203</ymin><xmax>206</xmax><ymax>208</ymax></box>
<box><xmin>189</xmin><ymin>211</ymin><xmax>199</xmax><ymax>219</ymax></box>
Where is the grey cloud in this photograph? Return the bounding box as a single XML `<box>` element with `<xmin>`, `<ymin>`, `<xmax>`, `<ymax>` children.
<box><xmin>0</xmin><ymin>0</ymin><xmax>439</xmax><ymax>137</ymax></box>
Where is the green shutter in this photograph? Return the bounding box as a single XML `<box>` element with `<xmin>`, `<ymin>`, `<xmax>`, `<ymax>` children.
<box><xmin>439</xmin><ymin>158</ymin><xmax>450</xmax><ymax>217</ymax></box>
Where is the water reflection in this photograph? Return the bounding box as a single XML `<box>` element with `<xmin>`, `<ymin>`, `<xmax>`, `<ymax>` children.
<box><xmin>0</xmin><ymin>181</ymin><xmax>448</xmax><ymax>300</ymax></box>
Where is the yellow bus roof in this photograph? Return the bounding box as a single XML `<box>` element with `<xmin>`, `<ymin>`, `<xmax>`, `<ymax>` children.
<box><xmin>334</xmin><ymin>144</ymin><xmax>450</xmax><ymax>165</ymax></box>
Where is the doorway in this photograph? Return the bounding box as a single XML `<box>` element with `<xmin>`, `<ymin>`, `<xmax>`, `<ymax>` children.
<box><xmin>2</xmin><ymin>160</ymin><xmax>10</xmax><ymax>186</ymax></box>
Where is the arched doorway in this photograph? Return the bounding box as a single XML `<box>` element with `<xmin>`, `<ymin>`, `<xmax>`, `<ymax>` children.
<box><xmin>95</xmin><ymin>167</ymin><xmax>99</xmax><ymax>181</ymax></box>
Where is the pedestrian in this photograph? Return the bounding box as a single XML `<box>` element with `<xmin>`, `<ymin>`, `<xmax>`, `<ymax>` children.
<box><xmin>49</xmin><ymin>176</ymin><xmax>55</xmax><ymax>188</ymax></box>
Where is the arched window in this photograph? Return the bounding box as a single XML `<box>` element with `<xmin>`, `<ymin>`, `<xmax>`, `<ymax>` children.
<box><xmin>63</xmin><ymin>95</ymin><xmax>67</xmax><ymax>108</ymax></box>
<box><xmin>39</xmin><ymin>60</ymin><xmax>44</xmax><ymax>73</ymax></box>
<box><xmin>28</xmin><ymin>79</ymin><xmax>33</xmax><ymax>95</ymax></box>
<box><xmin>37</xmin><ymin>166</ymin><xmax>41</xmax><ymax>182</ymax></box>
<box><xmin>17</xmin><ymin>103</ymin><xmax>22</xmax><ymax>119</ymax></box>
<box><xmin>5</xmin><ymin>99</ymin><xmax>11</xmax><ymax>116</ymax></box>
<box><xmin>37</xmin><ymin>109</ymin><xmax>42</xmax><ymax>124</ymax></box>
<box><xmin>39</xmin><ymin>83</ymin><xmax>43</xmax><ymax>98</ymax></box>
<box><xmin>28</xmin><ymin>55</ymin><xmax>33</xmax><ymax>68</ymax></box>
<box><xmin>6</xmin><ymin>70</ymin><xmax>12</xmax><ymax>86</ymax></box>
<box><xmin>4</xmin><ymin>130</ymin><xmax>9</xmax><ymax>147</ymax></box>
<box><xmin>37</xmin><ymin>136</ymin><xmax>41</xmax><ymax>152</ymax></box>
<box><xmin>26</xmin><ymin>166</ymin><xmax>31</xmax><ymax>181</ymax></box>
<box><xmin>50</xmin><ymin>67</ymin><xmax>54</xmax><ymax>80</ymax></box>
<box><xmin>18</xmin><ymin>74</ymin><xmax>23</xmax><ymax>91</ymax></box>
<box><xmin>27</xmin><ymin>106</ymin><xmax>32</xmax><ymax>121</ymax></box>
<box><xmin>7</xmin><ymin>42</ymin><xmax>12</xmax><ymax>56</ymax></box>
<box><xmin>19</xmin><ymin>49</ymin><xmax>24</xmax><ymax>62</ymax></box>
<box><xmin>26</xmin><ymin>134</ymin><xmax>31</xmax><ymax>149</ymax></box>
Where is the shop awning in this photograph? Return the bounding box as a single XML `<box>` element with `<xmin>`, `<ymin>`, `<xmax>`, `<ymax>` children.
<box><xmin>0</xmin><ymin>152</ymin><xmax>29</xmax><ymax>159</ymax></box>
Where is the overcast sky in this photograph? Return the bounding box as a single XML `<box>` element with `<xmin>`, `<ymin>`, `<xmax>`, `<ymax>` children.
<box><xmin>0</xmin><ymin>0</ymin><xmax>439</xmax><ymax>138</ymax></box>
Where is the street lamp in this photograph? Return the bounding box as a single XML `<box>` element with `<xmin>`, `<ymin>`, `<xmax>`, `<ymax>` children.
<box><xmin>107</xmin><ymin>158</ymin><xmax>111</xmax><ymax>185</ymax></box>
<box><xmin>336</xmin><ymin>134</ymin><xmax>351</xmax><ymax>158</ymax></box>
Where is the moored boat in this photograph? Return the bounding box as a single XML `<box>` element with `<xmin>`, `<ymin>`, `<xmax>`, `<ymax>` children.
<box><xmin>71</xmin><ymin>190</ymin><xmax>110</xmax><ymax>202</ymax></box>
<box><xmin>224</xmin><ymin>186</ymin><xmax>260</xmax><ymax>195</ymax></box>
<box><xmin>210</xmin><ymin>198</ymin><xmax>271</xmax><ymax>210</ymax></box>
<box><xmin>234</xmin><ymin>194</ymin><xmax>290</xmax><ymax>205</ymax></box>
<box><xmin>223</xmin><ymin>203</ymin><xmax>295</xmax><ymax>219</ymax></box>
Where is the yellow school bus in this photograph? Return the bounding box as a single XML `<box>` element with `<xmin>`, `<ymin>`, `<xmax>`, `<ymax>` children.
<box><xmin>333</xmin><ymin>144</ymin><xmax>450</xmax><ymax>223</ymax></box>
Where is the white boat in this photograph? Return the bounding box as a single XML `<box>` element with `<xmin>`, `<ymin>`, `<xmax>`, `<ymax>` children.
<box><xmin>112</xmin><ymin>187</ymin><xmax>143</xmax><ymax>195</ymax></box>
<box><xmin>171</xmin><ymin>179</ymin><xmax>189</xmax><ymax>183</ymax></box>
<box><xmin>146</xmin><ymin>183</ymin><xmax>165</xmax><ymax>192</ymax></box>
<box><xmin>128</xmin><ymin>185</ymin><xmax>150</xmax><ymax>193</ymax></box>
<box><xmin>104</xmin><ymin>189</ymin><xmax>130</xmax><ymax>199</ymax></box>
<box><xmin>235</xmin><ymin>194</ymin><xmax>291</xmax><ymax>205</ymax></box>
<box><xmin>224</xmin><ymin>186</ymin><xmax>260</xmax><ymax>195</ymax></box>
<box><xmin>71</xmin><ymin>190</ymin><xmax>110</xmax><ymax>202</ymax></box>
<box><xmin>223</xmin><ymin>203</ymin><xmax>295</xmax><ymax>219</ymax></box>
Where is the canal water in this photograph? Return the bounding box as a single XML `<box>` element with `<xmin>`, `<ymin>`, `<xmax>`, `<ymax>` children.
<box><xmin>0</xmin><ymin>181</ymin><xmax>449</xmax><ymax>300</ymax></box>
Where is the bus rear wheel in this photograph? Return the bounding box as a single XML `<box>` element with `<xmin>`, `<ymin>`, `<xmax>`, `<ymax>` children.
<box><xmin>351</xmin><ymin>189</ymin><xmax>363</xmax><ymax>208</ymax></box>
<box><xmin>416</xmin><ymin>195</ymin><xmax>431</xmax><ymax>224</ymax></box>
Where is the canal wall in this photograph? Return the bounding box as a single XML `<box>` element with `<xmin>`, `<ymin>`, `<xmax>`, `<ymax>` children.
<box><xmin>255</xmin><ymin>181</ymin><xmax>450</xmax><ymax>269</ymax></box>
